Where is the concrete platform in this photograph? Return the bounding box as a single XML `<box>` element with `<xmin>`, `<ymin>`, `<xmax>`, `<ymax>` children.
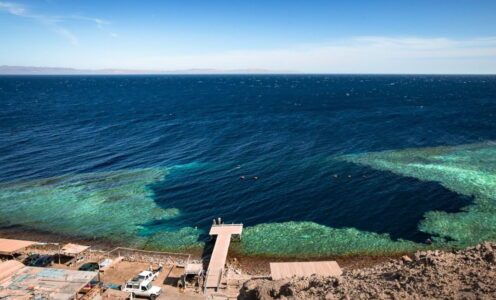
<box><xmin>209</xmin><ymin>225</ymin><xmax>243</xmax><ymax>236</ymax></box>
<box><xmin>270</xmin><ymin>261</ymin><xmax>342</xmax><ymax>280</ymax></box>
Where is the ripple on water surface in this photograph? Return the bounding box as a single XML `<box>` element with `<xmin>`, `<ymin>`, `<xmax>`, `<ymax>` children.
<box><xmin>1</xmin><ymin>142</ymin><xmax>495</xmax><ymax>256</ymax></box>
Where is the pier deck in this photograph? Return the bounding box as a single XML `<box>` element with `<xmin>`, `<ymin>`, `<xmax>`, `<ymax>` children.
<box><xmin>205</xmin><ymin>224</ymin><xmax>243</xmax><ymax>289</ymax></box>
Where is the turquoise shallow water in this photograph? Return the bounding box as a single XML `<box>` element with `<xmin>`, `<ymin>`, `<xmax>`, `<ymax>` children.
<box><xmin>0</xmin><ymin>163</ymin><xmax>205</xmax><ymax>250</ymax></box>
<box><xmin>239</xmin><ymin>141</ymin><xmax>496</xmax><ymax>256</ymax></box>
<box><xmin>341</xmin><ymin>141</ymin><xmax>496</xmax><ymax>249</ymax></box>
<box><xmin>1</xmin><ymin>142</ymin><xmax>494</xmax><ymax>256</ymax></box>
<box><xmin>1</xmin><ymin>75</ymin><xmax>495</xmax><ymax>256</ymax></box>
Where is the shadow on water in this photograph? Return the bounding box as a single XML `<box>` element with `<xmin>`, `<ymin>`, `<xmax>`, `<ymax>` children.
<box><xmin>200</xmin><ymin>233</ymin><xmax>215</xmax><ymax>270</ymax></box>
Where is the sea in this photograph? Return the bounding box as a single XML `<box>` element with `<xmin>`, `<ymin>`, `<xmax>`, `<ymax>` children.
<box><xmin>0</xmin><ymin>74</ymin><xmax>495</xmax><ymax>257</ymax></box>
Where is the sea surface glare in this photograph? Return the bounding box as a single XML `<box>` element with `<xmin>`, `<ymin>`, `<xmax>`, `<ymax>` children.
<box><xmin>0</xmin><ymin>75</ymin><xmax>495</xmax><ymax>256</ymax></box>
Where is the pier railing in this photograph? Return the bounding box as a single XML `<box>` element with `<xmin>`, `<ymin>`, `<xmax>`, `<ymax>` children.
<box><xmin>203</xmin><ymin>267</ymin><xmax>224</xmax><ymax>293</ymax></box>
<box><xmin>212</xmin><ymin>223</ymin><xmax>243</xmax><ymax>226</ymax></box>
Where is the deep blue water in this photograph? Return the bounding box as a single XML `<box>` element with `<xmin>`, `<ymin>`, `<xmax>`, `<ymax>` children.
<box><xmin>1</xmin><ymin>75</ymin><xmax>495</xmax><ymax>253</ymax></box>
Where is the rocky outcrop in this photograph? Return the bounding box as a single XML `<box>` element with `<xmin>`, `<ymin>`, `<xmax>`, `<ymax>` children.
<box><xmin>239</xmin><ymin>242</ymin><xmax>496</xmax><ymax>300</ymax></box>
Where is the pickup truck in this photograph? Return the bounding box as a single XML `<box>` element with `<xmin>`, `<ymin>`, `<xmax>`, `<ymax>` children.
<box><xmin>132</xmin><ymin>264</ymin><xmax>162</xmax><ymax>282</ymax></box>
<box><xmin>122</xmin><ymin>279</ymin><xmax>161</xmax><ymax>300</ymax></box>
<box><xmin>137</xmin><ymin>270</ymin><xmax>157</xmax><ymax>282</ymax></box>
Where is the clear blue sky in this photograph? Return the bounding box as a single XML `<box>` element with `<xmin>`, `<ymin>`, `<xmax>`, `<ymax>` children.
<box><xmin>1</xmin><ymin>0</ymin><xmax>496</xmax><ymax>73</ymax></box>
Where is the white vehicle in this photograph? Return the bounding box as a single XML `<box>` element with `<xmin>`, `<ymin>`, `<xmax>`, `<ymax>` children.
<box><xmin>99</xmin><ymin>258</ymin><xmax>113</xmax><ymax>268</ymax></box>
<box><xmin>137</xmin><ymin>270</ymin><xmax>158</xmax><ymax>282</ymax></box>
<box><xmin>122</xmin><ymin>279</ymin><xmax>162</xmax><ymax>300</ymax></box>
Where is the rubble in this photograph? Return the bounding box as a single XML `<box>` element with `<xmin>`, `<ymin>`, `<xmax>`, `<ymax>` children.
<box><xmin>239</xmin><ymin>242</ymin><xmax>496</xmax><ymax>300</ymax></box>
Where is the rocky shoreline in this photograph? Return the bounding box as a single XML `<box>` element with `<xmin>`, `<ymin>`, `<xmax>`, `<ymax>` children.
<box><xmin>239</xmin><ymin>242</ymin><xmax>496</xmax><ymax>300</ymax></box>
<box><xmin>0</xmin><ymin>225</ymin><xmax>406</xmax><ymax>275</ymax></box>
<box><xmin>3</xmin><ymin>226</ymin><xmax>496</xmax><ymax>299</ymax></box>
<box><xmin>227</xmin><ymin>252</ymin><xmax>409</xmax><ymax>276</ymax></box>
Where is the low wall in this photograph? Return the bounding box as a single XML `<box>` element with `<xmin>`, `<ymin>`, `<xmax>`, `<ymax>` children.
<box><xmin>106</xmin><ymin>247</ymin><xmax>191</xmax><ymax>266</ymax></box>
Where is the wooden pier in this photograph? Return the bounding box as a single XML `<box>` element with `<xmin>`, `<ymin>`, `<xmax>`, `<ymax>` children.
<box><xmin>205</xmin><ymin>224</ymin><xmax>243</xmax><ymax>290</ymax></box>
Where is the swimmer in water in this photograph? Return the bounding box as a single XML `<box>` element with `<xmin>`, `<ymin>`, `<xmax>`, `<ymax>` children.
<box><xmin>253</xmin><ymin>176</ymin><xmax>258</xmax><ymax>180</ymax></box>
<box><xmin>240</xmin><ymin>176</ymin><xmax>246</xmax><ymax>180</ymax></box>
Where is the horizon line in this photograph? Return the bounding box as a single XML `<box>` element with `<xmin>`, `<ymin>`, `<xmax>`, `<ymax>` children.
<box><xmin>1</xmin><ymin>65</ymin><xmax>495</xmax><ymax>76</ymax></box>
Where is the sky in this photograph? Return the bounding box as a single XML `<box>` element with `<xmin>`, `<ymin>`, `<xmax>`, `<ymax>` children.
<box><xmin>0</xmin><ymin>0</ymin><xmax>496</xmax><ymax>73</ymax></box>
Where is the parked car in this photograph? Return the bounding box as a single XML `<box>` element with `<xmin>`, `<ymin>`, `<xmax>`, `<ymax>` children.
<box><xmin>81</xmin><ymin>280</ymin><xmax>103</xmax><ymax>293</ymax></box>
<box><xmin>99</xmin><ymin>258</ymin><xmax>113</xmax><ymax>268</ymax></box>
<box><xmin>135</xmin><ymin>270</ymin><xmax>157</xmax><ymax>282</ymax></box>
<box><xmin>133</xmin><ymin>264</ymin><xmax>162</xmax><ymax>282</ymax></box>
<box><xmin>32</xmin><ymin>255</ymin><xmax>53</xmax><ymax>267</ymax></box>
<box><xmin>122</xmin><ymin>279</ymin><xmax>161</xmax><ymax>300</ymax></box>
<box><xmin>79</xmin><ymin>262</ymin><xmax>99</xmax><ymax>272</ymax></box>
<box><xmin>24</xmin><ymin>254</ymin><xmax>40</xmax><ymax>266</ymax></box>
<box><xmin>106</xmin><ymin>283</ymin><xmax>122</xmax><ymax>290</ymax></box>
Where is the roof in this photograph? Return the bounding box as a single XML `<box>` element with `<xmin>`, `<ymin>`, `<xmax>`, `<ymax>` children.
<box><xmin>184</xmin><ymin>263</ymin><xmax>203</xmax><ymax>275</ymax></box>
<box><xmin>139</xmin><ymin>270</ymin><xmax>152</xmax><ymax>276</ymax></box>
<box><xmin>270</xmin><ymin>261</ymin><xmax>343</xmax><ymax>280</ymax></box>
<box><xmin>0</xmin><ymin>238</ymin><xmax>36</xmax><ymax>255</ymax></box>
<box><xmin>0</xmin><ymin>261</ymin><xmax>25</xmax><ymax>282</ymax></box>
<box><xmin>127</xmin><ymin>275</ymin><xmax>145</xmax><ymax>284</ymax></box>
<box><xmin>60</xmin><ymin>243</ymin><xmax>90</xmax><ymax>255</ymax></box>
<box><xmin>0</xmin><ymin>263</ymin><xmax>97</xmax><ymax>300</ymax></box>
<box><xmin>127</xmin><ymin>277</ymin><xmax>152</xmax><ymax>286</ymax></box>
